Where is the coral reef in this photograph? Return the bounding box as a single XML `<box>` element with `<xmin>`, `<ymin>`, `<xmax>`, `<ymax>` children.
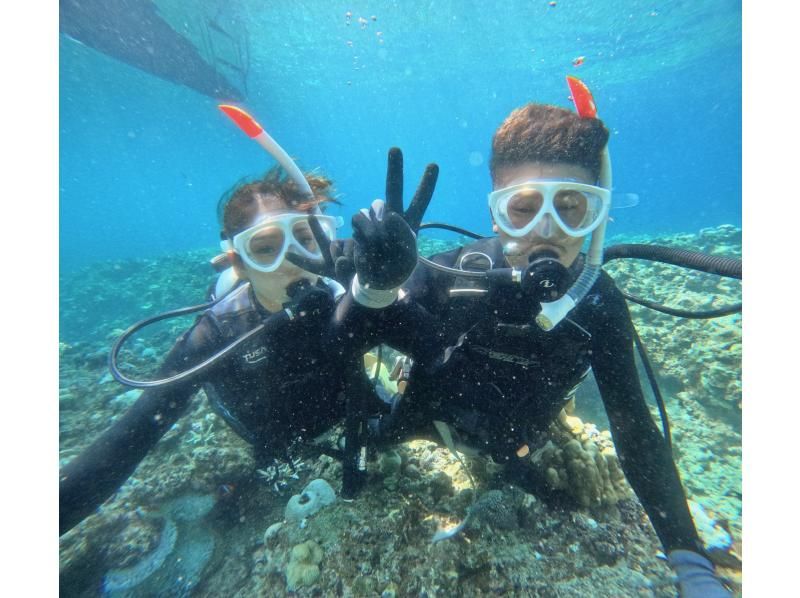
<box><xmin>528</xmin><ymin>408</ymin><xmax>630</xmax><ymax>514</ymax></box>
<box><xmin>59</xmin><ymin>225</ymin><xmax>742</xmax><ymax>596</ymax></box>
<box><xmin>285</xmin><ymin>540</ymin><xmax>324</xmax><ymax>592</ymax></box>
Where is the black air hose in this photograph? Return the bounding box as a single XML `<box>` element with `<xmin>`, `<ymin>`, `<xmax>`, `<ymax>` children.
<box><xmin>604</xmin><ymin>244</ymin><xmax>741</xmax><ymax>279</ymax></box>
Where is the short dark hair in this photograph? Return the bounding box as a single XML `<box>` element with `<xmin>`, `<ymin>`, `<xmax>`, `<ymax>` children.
<box><xmin>489</xmin><ymin>103</ymin><xmax>609</xmax><ymax>182</ymax></box>
<box><xmin>219</xmin><ymin>166</ymin><xmax>337</xmax><ymax>238</ymax></box>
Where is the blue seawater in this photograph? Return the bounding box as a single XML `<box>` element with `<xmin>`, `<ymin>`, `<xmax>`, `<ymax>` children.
<box><xmin>60</xmin><ymin>0</ymin><xmax>741</xmax><ymax>274</ymax></box>
<box><xmin>60</xmin><ymin>2</ymin><xmax>742</xmax><ymax>595</ymax></box>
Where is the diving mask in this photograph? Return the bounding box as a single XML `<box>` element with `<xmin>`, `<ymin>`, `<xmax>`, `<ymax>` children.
<box><xmin>488</xmin><ymin>179</ymin><xmax>610</xmax><ymax>239</ymax></box>
<box><xmin>222</xmin><ymin>212</ymin><xmax>337</xmax><ymax>273</ymax></box>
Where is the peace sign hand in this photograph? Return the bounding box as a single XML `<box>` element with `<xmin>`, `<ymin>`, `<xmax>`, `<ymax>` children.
<box><xmin>352</xmin><ymin>148</ymin><xmax>439</xmax><ymax>298</ymax></box>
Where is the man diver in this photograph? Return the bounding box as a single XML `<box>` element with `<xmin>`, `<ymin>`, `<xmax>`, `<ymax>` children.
<box><xmin>335</xmin><ymin>80</ymin><xmax>731</xmax><ymax>597</ymax></box>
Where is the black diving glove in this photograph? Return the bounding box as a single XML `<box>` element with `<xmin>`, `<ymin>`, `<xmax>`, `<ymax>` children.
<box><xmin>282</xmin><ymin>278</ymin><xmax>336</xmax><ymax>322</ymax></box>
<box><xmin>257</xmin><ymin>278</ymin><xmax>337</xmax><ymax>359</ymax></box>
<box><xmin>284</xmin><ymin>214</ymin><xmax>359</xmax><ymax>287</ymax></box>
<box><xmin>668</xmin><ymin>550</ymin><xmax>731</xmax><ymax>597</ymax></box>
<box><xmin>351</xmin><ymin>147</ymin><xmax>439</xmax><ymax>308</ymax></box>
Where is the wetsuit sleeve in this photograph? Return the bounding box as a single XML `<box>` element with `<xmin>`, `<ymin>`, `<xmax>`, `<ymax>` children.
<box><xmin>59</xmin><ymin>316</ymin><xmax>220</xmax><ymax>536</ymax></box>
<box><xmin>327</xmin><ymin>247</ymin><xmax>462</xmax><ymax>369</ymax></box>
<box><xmin>589</xmin><ymin>279</ymin><xmax>704</xmax><ymax>554</ymax></box>
<box><xmin>402</xmin><ymin>247</ymin><xmax>462</xmax><ymax>315</ymax></box>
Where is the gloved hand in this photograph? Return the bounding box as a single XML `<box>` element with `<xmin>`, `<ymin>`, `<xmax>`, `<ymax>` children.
<box><xmin>282</xmin><ymin>278</ymin><xmax>335</xmax><ymax>321</ymax></box>
<box><xmin>284</xmin><ymin>216</ymin><xmax>359</xmax><ymax>287</ymax></box>
<box><xmin>258</xmin><ymin>278</ymin><xmax>336</xmax><ymax>356</ymax></box>
<box><xmin>668</xmin><ymin>550</ymin><xmax>731</xmax><ymax>598</ymax></box>
<box><xmin>284</xmin><ymin>148</ymin><xmax>438</xmax><ymax>294</ymax></box>
<box><xmin>352</xmin><ymin>198</ymin><xmax>417</xmax><ymax>289</ymax></box>
<box><xmin>351</xmin><ymin>147</ymin><xmax>439</xmax><ymax>308</ymax></box>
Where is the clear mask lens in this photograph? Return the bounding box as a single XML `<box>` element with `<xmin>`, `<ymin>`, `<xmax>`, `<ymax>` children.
<box><xmin>492</xmin><ymin>181</ymin><xmax>608</xmax><ymax>237</ymax></box>
<box><xmin>289</xmin><ymin>219</ymin><xmax>322</xmax><ymax>257</ymax></box>
<box><xmin>235</xmin><ymin>213</ymin><xmax>335</xmax><ymax>273</ymax></box>
<box><xmin>246</xmin><ymin>226</ymin><xmax>287</xmax><ymax>268</ymax></box>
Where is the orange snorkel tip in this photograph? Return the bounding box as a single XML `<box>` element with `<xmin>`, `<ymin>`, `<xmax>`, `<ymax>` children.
<box><xmin>218</xmin><ymin>104</ymin><xmax>264</xmax><ymax>138</ymax></box>
<box><xmin>565</xmin><ymin>76</ymin><xmax>597</xmax><ymax>119</ymax></box>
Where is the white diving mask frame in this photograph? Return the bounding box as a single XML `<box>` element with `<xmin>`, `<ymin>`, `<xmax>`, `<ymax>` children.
<box><xmin>222</xmin><ymin>212</ymin><xmax>338</xmax><ymax>274</ymax></box>
<box><xmin>488</xmin><ymin>179</ymin><xmax>611</xmax><ymax>239</ymax></box>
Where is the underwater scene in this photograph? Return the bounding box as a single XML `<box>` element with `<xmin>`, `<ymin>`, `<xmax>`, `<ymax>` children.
<box><xmin>59</xmin><ymin>1</ymin><xmax>742</xmax><ymax>597</ymax></box>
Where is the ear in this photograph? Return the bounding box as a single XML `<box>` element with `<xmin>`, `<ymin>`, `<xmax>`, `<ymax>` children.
<box><xmin>228</xmin><ymin>251</ymin><xmax>248</xmax><ymax>280</ymax></box>
<box><xmin>488</xmin><ymin>207</ymin><xmax>499</xmax><ymax>234</ymax></box>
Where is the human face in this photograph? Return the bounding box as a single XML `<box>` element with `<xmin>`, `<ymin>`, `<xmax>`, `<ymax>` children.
<box><xmin>229</xmin><ymin>200</ymin><xmax>321</xmax><ymax>312</ymax></box>
<box><xmin>231</xmin><ymin>212</ymin><xmax>337</xmax><ymax>273</ymax></box>
<box><xmin>491</xmin><ymin>162</ymin><xmax>597</xmax><ymax>269</ymax></box>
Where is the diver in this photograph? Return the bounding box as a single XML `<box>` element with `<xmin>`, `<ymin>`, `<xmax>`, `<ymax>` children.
<box><xmin>58</xmin><ymin>165</ymin><xmax>392</xmax><ymax>536</ymax></box>
<box><xmin>327</xmin><ymin>79</ymin><xmax>734</xmax><ymax>597</ymax></box>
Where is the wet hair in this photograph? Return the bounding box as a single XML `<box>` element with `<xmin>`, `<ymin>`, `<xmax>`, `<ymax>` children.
<box><xmin>489</xmin><ymin>103</ymin><xmax>610</xmax><ymax>182</ymax></box>
<box><xmin>219</xmin><ymin>166</ymin><xmax>338</xmax><ymax>239</ymax></box>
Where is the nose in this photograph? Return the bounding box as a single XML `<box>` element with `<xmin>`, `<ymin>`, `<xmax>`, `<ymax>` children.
<box><xmin>532</xmin><ymin>214</ymin><xmax>558</xmax><ymax>239</ymax></box>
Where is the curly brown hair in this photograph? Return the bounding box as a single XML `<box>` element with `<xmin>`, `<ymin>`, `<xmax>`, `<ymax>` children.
<box><xmin>219</xmin><ymin>166</ymin><xmax>338</xmax><ymax>239</ymax></box>
<box><xmin>489</xmin><ymin>103</ymin><xmax>609</xmax><ymax>182</ymax></box>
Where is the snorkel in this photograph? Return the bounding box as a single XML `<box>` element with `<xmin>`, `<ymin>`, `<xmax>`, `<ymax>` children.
<box><xmin>218</xmin><ymin>105</ymin><xmax>316</xmax><ymax>200</ymax></box>
<box><xmin>534</xmin><ymin>76</ymin><xmax>612</xmax><ymax>331</ymax></box>
<box><xmin>215</xmin><ymin>105</ymin><xmax>326</xmax><ymax>298</ymax></box>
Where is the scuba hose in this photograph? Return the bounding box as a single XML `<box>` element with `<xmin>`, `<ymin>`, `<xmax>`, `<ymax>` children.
<box><xmin>603</xmin><ymin>244</ymin><xmax>741</xmax><ymax>278</ymax></box>
<box><xmin>109</xmin><ymin>294</ymin><xmax>238</xmax><ymax>389</ymax></box>
<box><xmin>417</xmin><ymin>224</ymin><xmax>742</xmax><ymax>317</ymax></box>
<box><xmin>109</xmin><ymin>281</ymin><xmax>301</xmax><ymax>390</ymax></box>
<box><xmin>419</xmin><ymin>222</ymin><xmax>485</xmax><ymax>239</ymax></box>
<box><xmin>602</xmin><ymin>244</ymin><xmax>741</xmax><ymax>319</ymax></box>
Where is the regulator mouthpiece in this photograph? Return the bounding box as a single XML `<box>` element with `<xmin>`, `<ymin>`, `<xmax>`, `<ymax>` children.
<box><xmin>521</xmin><ymin>252</ymin><xmax>570</xmax><ymax>304</ymax></box>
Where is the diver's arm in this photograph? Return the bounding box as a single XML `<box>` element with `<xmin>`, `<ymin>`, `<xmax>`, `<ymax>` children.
<box><xmin>589</xmin><ymin>286</ymin><xmax>703</xmax><ymax>554</ymax></box>
<box><xmin>59</xmin><ymin>318</ymin><xmax>218</xmax><ymax>536</ymax></box>
<box><xmin>328</xmin><ymin>242</ymin><xmax>464</xmax><ymax>371</ymax></box>
<box><xmin>329</xmin><ymin>291</ymin><xmax>436</xmax><ymax>360</ymax></box>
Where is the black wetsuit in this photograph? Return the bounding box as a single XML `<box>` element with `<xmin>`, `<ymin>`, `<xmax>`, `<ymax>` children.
<box><xmin>60</xmin><ymin>280</ymin><xmax>371</xmax><ymax>535</ymax></box>
<box><xmin>338</xmin><ymin>237</ymin><xmax>704</xmax><ymax>554</ymax></box>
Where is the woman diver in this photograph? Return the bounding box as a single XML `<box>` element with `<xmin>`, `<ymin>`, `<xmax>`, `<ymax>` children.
<box><xmin>59</xmin><ymin>107</ymin><xmax>438</xmax><ymax>536</ymax></box>
<box><xmin>59</xmin><ymin>165</ymin><xmax>346</xmax><ymax>535</ymax></box>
